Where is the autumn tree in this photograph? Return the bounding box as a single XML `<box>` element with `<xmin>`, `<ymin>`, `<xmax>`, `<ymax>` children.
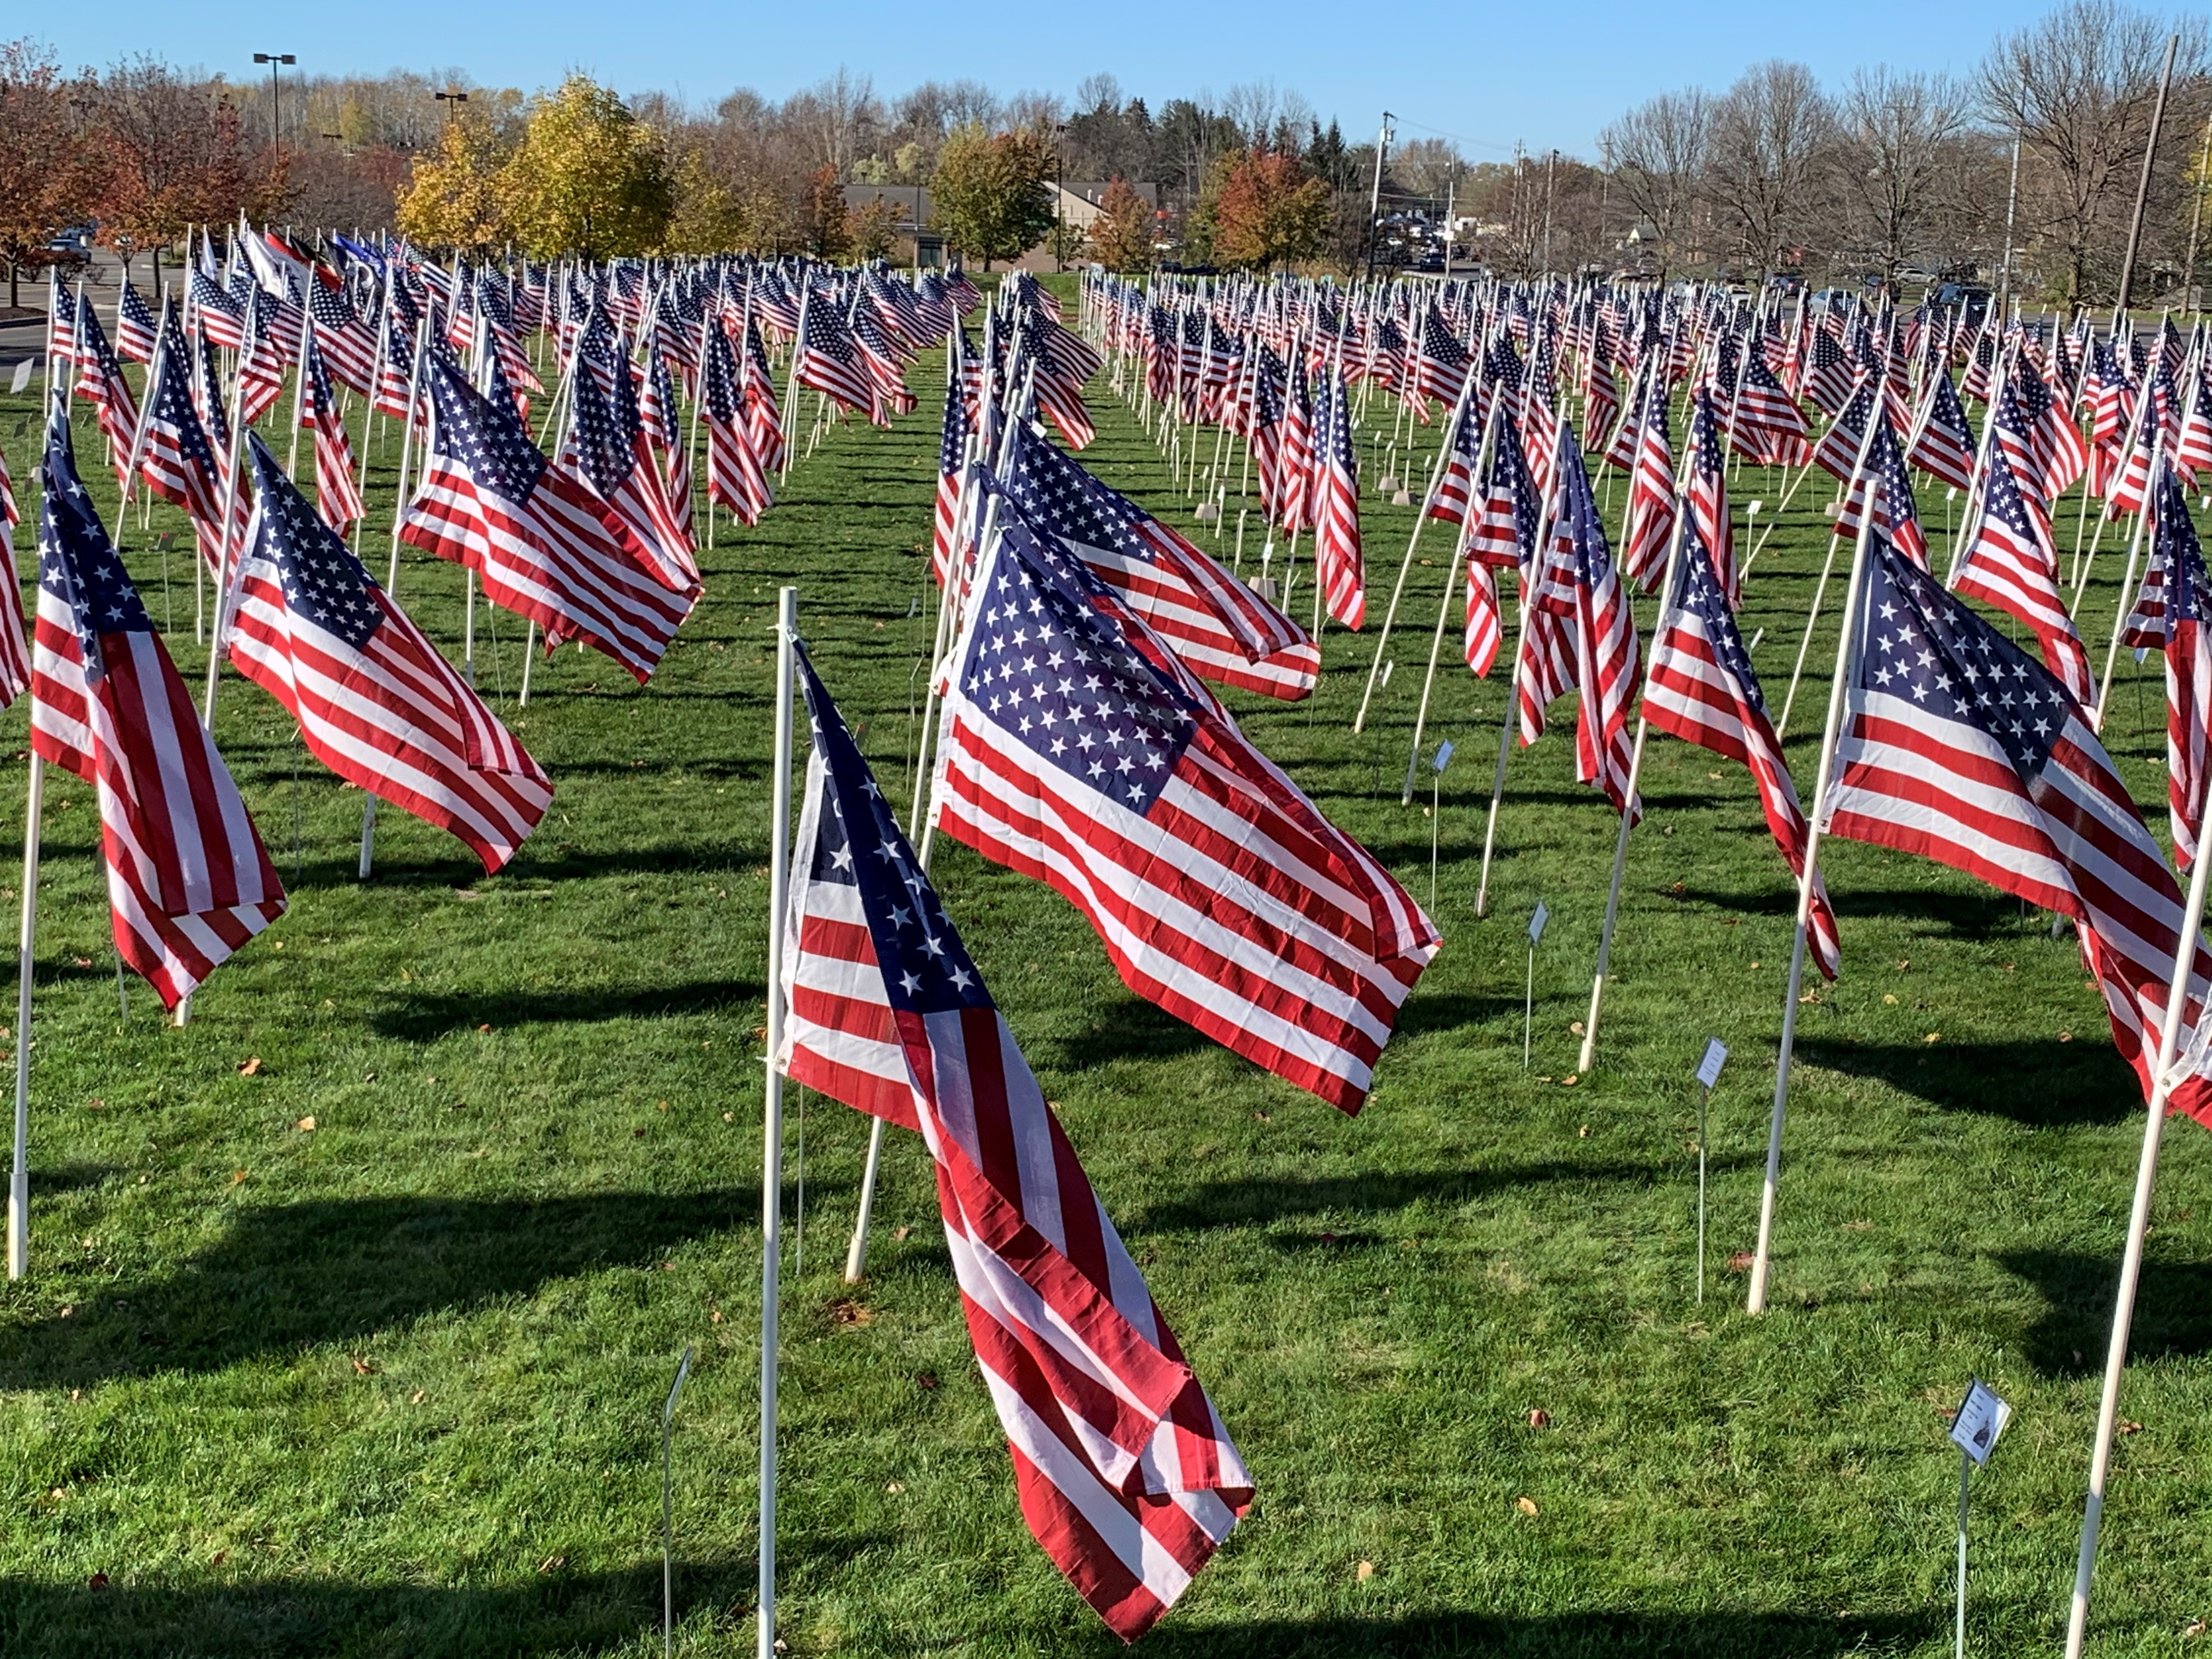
<box><xmin>1210</xmin><ymin>148</ymin><xmax>1330</xmax><ymax>269</ymax></box>
<box><xmin>92</xmin><ymin>58</ymin><xmax>273</xmax><ymax>291</ymax></box>
<box><xmin>930</xmin><ymin>125</ymin><xmax>1055</xmax><ymax>267</ymax></box>
<box><xmin>1087</xmin><ymin>176</ymin><xmax>1154</xmax><ymax>269</ymax></box>
<box><xmin>396</xmin><ymin>109</ymin><xmax>508</xmax><ymax>251</ymax></box>
<box><xmin>495</xmin><ymin>75</ymin><xmax>672</xmax><ymax>259</ymax></box>
<box><xmin>0</xmin><ymin>40</ymin><xmax>98</xmax><ymax>307</ymax></box>
<box><xmin>851</xmin><ymin>198</ymin><xmax>905</xmax><ymax>261</ymax></box>
<box><xmin>800</xmin><ymin>165</ymin><xmax>852</xmax><ymax>257</ymax></box>
<box><xmin>663</xmin><ymin>146</ymin><xmax>754</xmax><ymax>253</ymax></box>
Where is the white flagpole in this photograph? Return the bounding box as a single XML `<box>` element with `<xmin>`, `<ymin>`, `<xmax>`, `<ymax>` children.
<box><xmin>1746</xmin><ymin>360</ymin><xmax>1891</xmax><ymax>1314</ymax></box>
<box><xmin>7</xmin><ymin>754</ymin><xmax>42</xmax><ymax>1282</ymax></box>
<box><xmin>1355</xmin><ymin>363</ymin><xmax>1482</xmax><ymax>734</ymax></box>
<box><xmin>758</xmin><ymin>584</ymin><xmax>798</xmax><ymax>1659</ymax></box>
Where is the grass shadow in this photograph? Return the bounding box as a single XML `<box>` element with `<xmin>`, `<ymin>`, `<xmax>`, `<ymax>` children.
<box><xmin>1996</xmin><ymin>1249</ymin><xmax>2212</xmax><ymax>1376</ymax></box>
<box><xmin>0</xmin><ymin>1188</ymin><xmax>755</xmax><ymax>1389</ymax></box>
<box><xmin>1795</xmin><ymin>1037</ymin><xmax>2137</xmax><ymax>1128</ymax></box>
<box><xmin>368</xmin><ymin>979</ymin><xmax>764</xmax><ymax>1042</ymax></box>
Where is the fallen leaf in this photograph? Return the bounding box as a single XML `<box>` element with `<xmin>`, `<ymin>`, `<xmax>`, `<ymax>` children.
<box><xmin>1569</xmin><ymin>1020</ymin><xmax>1585</xmax><ymax>1035</ymax></box>
<box><xmin>2119</xmin><ymin>1419</ymin><xmax>2143</xmax><ymax>1436</ymax></box>
<box><xmin>1561</xmin><ymin>1074</ymin><xmax>1579</xmax><ymax>1087</ymax></box>
<box><xmin>72</xmin><ymin>956</ymin><xmax>92</xmax><ymax>969</ymax></box>
<box><xmin>892</xmin><ymin>1226</ymin><xmax>912</xmax><ymax>1242</ymax></box>
<box><xmin>914</xmin><ymin>1371</ymin><xmax>939</xmax><ymax>1391</ymax></box>
<box><xmin>886</xmin><ymin>1481</ymin><xmax>907</xmax><ymax>1494</ymax></box>
<box><xmin>295</xmin><ymin>1116</ymin><xmax>315</xmax><ymax>1133</ymax></box>
<box><xmin>230</xmin><ymin>1170</ymin><xmax>249</xmax><ymax>1186</ymax></box>
<box><xmin>1728</xmin><ymin>1251</ymin><xmax>1756</xmax><ymax>1272</ymax></box>
<box><xmin>476</xmin><ymin>1023</ymin><xmax>492</xmax><ymax>1034</ymax></box>
<box><xmin>410</xmin><ymin>1390</ymin><xmax>425</xmax><ymax>1404</ymax></box>
<box><xmin>537</xmin><ymin>1555</ymin><xmax>566</xmax><ymax>1575</ymax></box>
<box><xmin>633</xmin><ymin>1127</ymin><xmax>647</xmax><ymax>1138</ymax></box>
<box><xmin>1528</xmin><ymin>1408</ymin><xmax>1551</xmax><ymax>1429</ymax></box>
<box><xmin>1750</xmin><ymin>961</ymin><xmax>1761</xmax><ymax>970</ymax></box>
<box><xmin>710</xmin><ymin>1308</ymin><xmax>724</xmax><ymax>1324</ymax></box>
<box><xmin>1924</xmin><ymin>1032</ymin><xmax>1942</xmax><ymax>1045</ymax></box>
<box><xmin>208</xmin><ymin>1550</ymin><xmax>225</xmax><ymax>1566</ymax></box>
<box><xmin>451</xmin><ymin>888</ymin><xmax>481</xmax><ymax>902</ymax></box>
<box><xmin>237</xmin><ymin>1056</ymin><xmax>263</xmax><ymax>1076</ymax></box>
<box><xmin>1516</xmin><ymin>1496</ymin><xmax>1539</xmax><ymax>1517</ymax></box>
<box><xmin>1883</xmin><ymin>993</ymin><xmax>1898</xmax><ymax>1005</ymax></box>
<box><xmin>1356</xmin><ymin>1560</ymin><xmax>1375</xmax><ymax>1581</ymax></box>
<box><xmin>87</xmin><ymin>1572</ymin><xmax>109</xmax><ymax>1590</ymax></box>
<box><xmin>2183</xmin><ymin>1617</ymin><xmax>2205</xmax><ymax>1638</ymax></box>
<box><xmin>722</xmin><ymin>1111</ymin><xmax>734</xmax><ymax>1122</ymax></box>
<box><xmin>2059</xmin><ymin>1031</ymin><xmax>2074</xmax><ymax>1043</ymax></box>
<box><xmin>830</xmin><ymin>1298</ymin><xmax>874</xmax><ymax>1327</ymax></box>
<box><xmin>1252</xmin><ymin>1110</ymin><xmax>1272</xmax><ymax>1122</ymax></box>
<box><xmin>657</xmin><ymin>1099</ymin><xmax>669</xmax><ymax>1113</ymax></box>
<box><xmin>351</xmin><ymin>1356</ymin><xmax>373</xmax><ymax>1375</ymax></box>
<box><xmin>1577</xmin><ymin>1124</ymin><xmax>1590</xmax><ymax>1137</ymax></box>
<box><xmin>1897</xmin><ymin>958</ymin><xmax>1911</xmax><ymax>972</ymax></box>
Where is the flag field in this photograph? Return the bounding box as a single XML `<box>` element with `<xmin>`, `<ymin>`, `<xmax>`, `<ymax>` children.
<box><xmin>0</xmin><ymin>276</ymin><xmax>2208</xmax><ymax>1656</ymax></box>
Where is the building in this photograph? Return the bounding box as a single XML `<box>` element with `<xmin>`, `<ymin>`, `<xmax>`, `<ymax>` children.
<box><xmin>840</xmin><ymin>184</ymin><xmax>943</xmax><ymax>267</ymax></box>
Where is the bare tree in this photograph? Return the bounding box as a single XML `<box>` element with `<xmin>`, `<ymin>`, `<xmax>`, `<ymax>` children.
<box><xmin>785</xmin><ymin>67</ymin><xmax>881</xmax><ymax>176</ymax></box>
<box><xmin>1831</xmin><ymin>67</ymin><xmax>1975</xmax><ymax>284</ymax></box>
<box><xmin>1706</xmin><ymin>61</ymin><xmax>1832</xmax><ymax>276</ymax></box>
<box><xmin>1983</xmin><ymin>0</ymin><xmax>2210</xmax><ymax>304</ymax></box>
<box><xmin>1600</xmin><ymin>88</ymin><xmax>1712</xmax><ymax>278</ymax></box>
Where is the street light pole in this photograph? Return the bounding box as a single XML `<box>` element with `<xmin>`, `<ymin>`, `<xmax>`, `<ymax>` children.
<box><xmin>1365</xmin><ymin>111</ymin><xmax>1395</xmax><ymax>281</ymax></box>
<box><xmin>252</xmin><ymin>52</ymin><xmax>297</xmax><ymax>167</ymax></box>
<box><xmin>435</xmin><ymin>88</ymin><xmax>472</xmax><ymax>125</ymax></box>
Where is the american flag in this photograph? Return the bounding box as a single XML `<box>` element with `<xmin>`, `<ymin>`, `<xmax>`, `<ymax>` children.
<box><xmin>1274</xmin><ymin>368</ymin><xmax>1313</xmax><ymax>535</ymax></box>
<box><xmin>1426</xmin><ymin>390</ymin><xmax>1487</xmax><ymax>527</ymax></box>
<box><xmin>793</xmin><ymin>297</ymin><xmax>885</xmax><ymax>426</ymax></box>
<box><xmin>1834</xmin><ymin>417</ymin><xmax>1928</xmax><ymax>568</ymax></box>
<box><xmin>1310</xmin><ymin>373</ymin><xmax>1364</xmax><ymax>629</ymax></box>
<box><xmin>778</xmin><ymin>645</ymin><xmax>1250</xmax><ymax>1639</ymax></box>
<box><xmin>400</xmin><ymin>352</ymin><xmax>693</xmax><ymax>684</ymax></box>
<box><xmin>1909</xmin><ymin>368</ymin><xmax>1977</xmax><ymax>492</ymax></box>
<box><xmin>562</xmin><ymin>346</ymin><xmax>701</xmax><ymax>599</ymax></box>
<box><xmin>115</xmin><ymin>276</ymin><xmax>158</xmax><ymax>364</ymax></box>
<box><xmin>374</xmin><ymin>291</ymin><xmax>423</xmax><ymax>422</ymax></box>
<box><xmin>308</xmin><ymin>274</ymin><xmax>379</xmax><ymax>396</ymax></box>
<box><xmin>0</xmin><ymin>427</ymin><xmax>29</xmax><ymax>709</ymax></box>
<box><xmin>136</xmin><ymin>315</ymin><xmax>228</xmax><ymax>556</ymax></box>
<box><xmin>1803</xmin><ymin>328</ymin><xmax>1857</xmax><ymax>417</ymax></box>
<box><xmin>1645</xmin><ymin>535</ymin><xmax>1839</xmax><ymax>977</ymax></box>
<box><xmin>1019</xmin><ymin>313</ymin><xmax>1096</xmax><ymax>449</ymax></box>
<box><xmin>1462</xmin><ymin>550</ymin><xmax>1503</xmax><ymax>679</ymax></box>
<box><xmin>66</xmin><ymin>292</ymin><xmax>138</xmax><ymax>488</ymax></box>
<box><xmin>188</xmin><ymin>270</ymin><xmax>245</xmax><ymax>352</ymax></box>
<box><xmin>1554</xmin><ymin>436</ymin><xmax>1641</xmax><ymax>819</ymax></box>
<box><xmin>1621</xmin><ymin>370</ymin><xmax>1676</xmax><ymax>593</ymax></box>
<box><xmin>296</xmin><ymin>332</ymin><xmax>365</xmax><ymax>534</ymax></box>
<box><xmin>703</xmin><ymin>324</ymin><xmax>772</xmax><ymax>529</ymax></box>
<box><xmin>1412</xmin><ymin>307</ymin><xmax>1471</xmax><ymax>410</ymax></box>
<box><xmin>932</xmin><ymin>344</ymin><xmax>970</xmax><ymax>585</ymax></box>
<box><xmin>931</xmin><ymin>515</ymin><xmax>1440</xmax><ymax>1113</ymax></box>
<box><xmin>2175</xmin><ymin>370</ymin><xmax>2212</xmax><ymax>483</ymax></box>
<box><xmin>2125</xmin><ymin>470</ymin><xmax>2212</xmax><ymax>871</ymax></box>
<box><xmin>1953</xmin><ymin>441</ymin><xmax>2092</xmax><ymax>706</ymax></box>
<box><xmin>742</xmin><ymin>315</ymin><xmax>787</xmax><ymax>475</ymax></box>
<box><xmin>1004</xmin><ymin>428</ymin><xmax>1318</xmax><ymax>701</ymax></box>
<box><xmin>1466</xmin><ymin>407</ymin><xmax>1542</xmax><ymax>572</ymax></box>
<box><xmin>229</xmin><ymin>435</ymin><xmax>551</xmax><ymax>873</ymax></box>
<box><xmin>1810</xmin><ymin>379</ymin><xmax>1875</xmax><ymax>484</ymax></box>
<box><xmin>1729</xmin><ymin>352</ymin><xmax>1811</xmax><ymax>466</ymax></box>
<box><xmin>1824</xmin><ymin>535</ymin><xmax>2212</xmax><ymax>1125</ymax></box>
<box><xmin>31</xmin><ymin>414</ymin><xmax>285</xmax><ymax>1008</ymax></box>
<box><xmin>853</xmin><ymin>304</ymin><xmax>920</xmax><ymax>419</ymax></box>
<box><xmin>1686</xmin><ymin>388</ymin><xmax>1736</xmax><ymax>606</ymax></box>
<box><xmin>235</xmin><ymin>288</ymin><xmax>290</xmax><ymax>428</ymax></box>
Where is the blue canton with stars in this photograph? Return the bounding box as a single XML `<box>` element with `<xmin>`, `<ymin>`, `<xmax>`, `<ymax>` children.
<box><xmin>424</xmin><ymin>351</ymin><xmax>549</xmax><ymax>501</ymax></box>
<box><xmin>1005</xmin><ymin>424</ymin><xmax>1154</xmax><ymax>561</ymax></box>
<box><xmin>569</xmin><ymin>342</ymin><xmax>644</xmax><ymax>500</ymax></box>
<box><xmin>1855</xmin><ymin>535</ymin><xmax>2074</xmax><ymax>779</ymax></box>
<box><xmin>959</xmin><ymin>503</ymin><xmax>1200</xmax><ymax>819</ymax></box>
<box><xmin>39</xmin><ymin>413</ymin><xmax>153</xmax><ymax>682</ymax></box>
<box><xmin>1669</xmin><ymin>529</ymin><xmax>1765</xmax><ymax>713</ymax></box>
<box><xmin>149</xmin><ymin>317</ymin><xmax>218</xmax><ymax>476</ymax></box>
<box><xmin>244</xmin><ymin>436</ymin><xmax>385</xmax><ymax>651</ymax></box>
<box><xmin>793</xmin><ymin>644</ymin><xmax>992</xmax><ymax>1017</ymax></box>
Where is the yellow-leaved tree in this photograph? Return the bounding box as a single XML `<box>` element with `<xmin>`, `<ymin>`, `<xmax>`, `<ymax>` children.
<box><xmin>496</xmin><ymin>75</ymin><xmax>672</xmax><ymax>259</ymax></box>
<box><xmin>662</xmin><ymin>148</ymin><xmax>755</xmax><ymax>255</ymax></box>
<box><xmin>395</xmin><ymin>111</ymin><xmax>508</xmax><ymax>251</ymax></box>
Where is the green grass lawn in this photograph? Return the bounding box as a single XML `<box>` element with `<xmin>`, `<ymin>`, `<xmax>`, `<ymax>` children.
<box><xmin>0</xmin><ymin>284</ymin><xmax>2207</xmax><ymax>1657</ymax></box>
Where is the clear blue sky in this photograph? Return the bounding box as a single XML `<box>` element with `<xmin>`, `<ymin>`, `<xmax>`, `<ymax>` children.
<box><xmin>60</xmin><ymin>0</ymin><xmax>2046</xmax><ymax>157</ymax></box>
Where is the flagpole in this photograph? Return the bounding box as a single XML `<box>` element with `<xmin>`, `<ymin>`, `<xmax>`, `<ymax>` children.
<box><xmin>1746</xmin><ymin>369</ymin><xmax>1889</xmax><ymax>1314</ymax></box>
<box><xmin>1577</xmin><ymin>486</ymin><xmax>1694</xmax><ymax>1075</ymax></box>
<box><xmin>2063</xmin><ymin>748</ymin><xmax>2212</xmax><ymax>1656</ymax></box>
<box><xmin>758</xmin><ymin>584</ymin><xmax>797</xmax><ymax>1659</ymax></box>
<box><xmin>2090</xmin><ymin>403</ymin><xmax>2168</xmax><ymax>729</ymax></box>
<box><xmin>1353</xmin><ymin>357</ymin><xmax>1479</xmax><ymax>735</ymax></box>
<box><xmin>199</xmin><ymin>306</ymin><xmax>257</xmax><ymax>729</ymax></box>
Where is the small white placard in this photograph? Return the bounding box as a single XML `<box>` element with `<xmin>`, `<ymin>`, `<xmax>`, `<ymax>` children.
<box><xmin>1432</xmin><ymin>738</ymin><xmax>1454</xmax><ymax>773</ymax></box>
<box><xmin>1528</xmin><ymin>901</ymin><xmax>1549</xmax><ymax>945</ymax></box>
<box><xmin>1745</xmin><ymin>499</ymin><xmax>1764</xmax><ymax>517</ymax></box>
<box><xmin>1950</xmin><ymin>1379</ymin><xmax>2011</xmax><ymax>1466</ymax></box>
<box><xmin>9</xmin><ymin>358</ymin><xmax>33</xmax><ymax>395</ymax></box>
<box><xmin>1696</xmin><ymin>1039</ymin><xmax>1728</xmax><ymax>1090</ymax></box>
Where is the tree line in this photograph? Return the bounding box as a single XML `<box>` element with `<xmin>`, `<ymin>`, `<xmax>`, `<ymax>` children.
<box><xmin>2</xmin><ymin>1</ymin><xmax>2209</xmax><ymax>302</ymax></box>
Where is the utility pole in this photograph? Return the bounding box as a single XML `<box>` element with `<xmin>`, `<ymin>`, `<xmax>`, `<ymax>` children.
<box><xmin>2185</xmin><ymin>114</ymin><xmax>2212</xmax><ymax>315</ymax></box>
<box><xmin>1365</xmin><ymin>111</ymin><xmax>1396</xmax><ymax>280</ymax></box>
<box><xmin>1542</xmin><ymin>148</ymin><xmax>1559</xmax><ymax>275</ymax></box>
<box><xmin>252</xmin><ymin>52</ymin><xmax>297</xmax><ymax>171</ymax></box>
<box><xmin>1996</xmin><ymin>130</ymin><xmax>2022</xmax><ymax>313</ymax></box>
<box><xmin>2114</xmin><ymin>31</ymin><xmax>2181</xmax><ymax>326</ymax></box>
